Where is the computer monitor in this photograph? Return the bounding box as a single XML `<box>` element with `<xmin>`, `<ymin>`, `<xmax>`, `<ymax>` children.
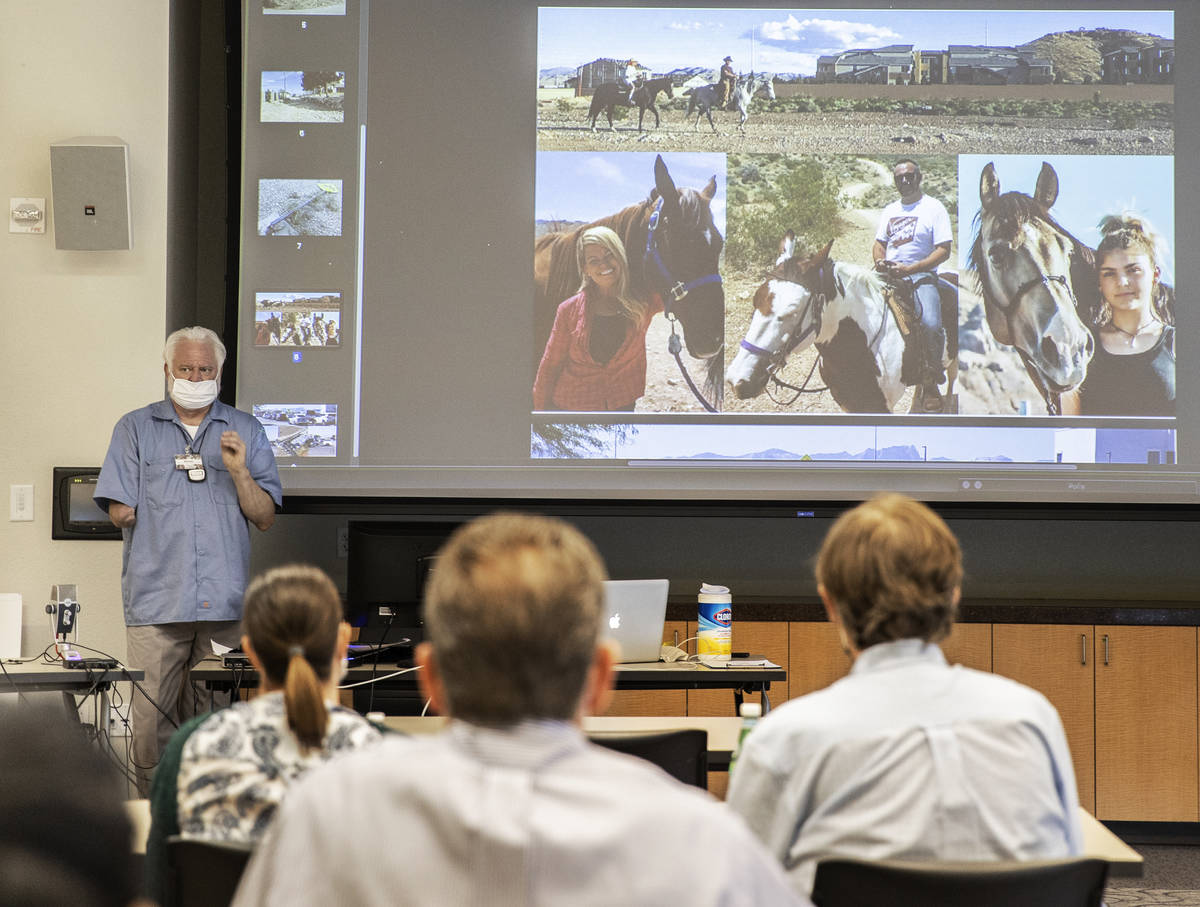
<box><xmin>51</xmin><ymin>468</ymin><xmax>122</xmax><ymax>540</ymax></box>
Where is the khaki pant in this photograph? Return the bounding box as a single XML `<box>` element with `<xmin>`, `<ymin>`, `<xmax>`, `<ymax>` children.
<box><xmin>126</xmin><ymin>621</ymin><xmax>242</xmax><ymax>796</ymax></box>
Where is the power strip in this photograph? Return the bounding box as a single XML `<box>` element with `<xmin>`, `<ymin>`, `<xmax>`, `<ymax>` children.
<box><xmin>64</xmin><ymin>658</ymin><xmax>118</xmax><ymax>670</ymax></box>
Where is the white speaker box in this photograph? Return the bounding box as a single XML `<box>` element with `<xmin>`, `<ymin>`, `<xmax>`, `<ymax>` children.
<box><xmin>0</xmin><ymin>593</ymin><xmax>21</xmax><ymax>660</ymax></box>
<box><xmin>49</xmin><ymin>136</ymin><xmax>132</xmax><ymax>250</ymax></box>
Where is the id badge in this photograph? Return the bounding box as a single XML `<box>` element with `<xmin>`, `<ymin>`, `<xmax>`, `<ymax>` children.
<box><xmin>174</xmin><ymin>453</ymin><xmax>206</xmax><ymax>482</ymax></box>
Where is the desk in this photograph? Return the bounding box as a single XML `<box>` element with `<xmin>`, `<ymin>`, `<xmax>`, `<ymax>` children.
<box><xmin>189</xmin><ymin>658</ymin><xmax>786</xmax><ymax>715</ymax></box>
<box><xmin>0</xmin><ymin>661</ymin><xmax>145</xmax><ymax>733</ymax></box>
<box><xmin>384</xmin><ymin>714</ymin><xmax>744</xmax><ymax>767</ymax></box>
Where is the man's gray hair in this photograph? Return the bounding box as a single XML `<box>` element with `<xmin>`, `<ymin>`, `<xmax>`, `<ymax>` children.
<box><xmin>423</xmin><ymin>512</ymin><xmax>608</xmax><ymax>725</ymax></box>
<box><xmin>163</xmin><ymin>326</ymin><xmax>226</xmax><ymax>371</ymax></box>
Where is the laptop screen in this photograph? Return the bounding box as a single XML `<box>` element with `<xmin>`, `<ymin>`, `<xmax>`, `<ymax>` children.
<box><xmin>600</xmin><ymin>579</ymin><xmax>670</xmax><ymax>664</ymax></box>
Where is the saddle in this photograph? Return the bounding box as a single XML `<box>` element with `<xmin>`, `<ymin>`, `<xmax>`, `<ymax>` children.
<box><xmin>882</xmin><ymin>275</ymin><xmax>951</xmax><ymax>387</ymax></box>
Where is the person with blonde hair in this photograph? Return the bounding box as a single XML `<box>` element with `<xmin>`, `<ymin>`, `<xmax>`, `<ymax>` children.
<box><xmin>233</xmin><ymin>513</ymin><xmax>805</xmax><ymax>907</ymax></box>
<box><xmin>144</xmin><ymin>564</ymin><xmax>381</xmax><ymax>903</ymax></box>
<box><xmin>728</xmin><ymin>494</ymin><xmax>1081</xmax><ymax>898</ymax></box>
<box><xmin>533</xmin><ymin>225</ymin><xmax>662</xmax><ymax>411</ymax></box>
<box><xmin>1067</xmin><ymin>213</ymin><xmax>1174</xmax><ymax>416</ymax></box>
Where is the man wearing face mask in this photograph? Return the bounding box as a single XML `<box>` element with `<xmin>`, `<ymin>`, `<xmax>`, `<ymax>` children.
<box><xmin>95</xmin><ymin>326</ymin><xmax>281</xmax><ymax>795</ymax></box>
<box><xmin>873</xmin><ymin>159</ymin><xmax>953</xmax><ymax>413</ymax></box>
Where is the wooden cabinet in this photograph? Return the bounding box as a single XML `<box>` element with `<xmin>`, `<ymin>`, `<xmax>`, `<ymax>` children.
<box><xmin>941</xmin><ymin>623</ymin><xmax>992</xmax><ymax>672</ymax></box>
<box><xmin>992</xmin><ymin>625</ymin><xmax>1096</xmax><ymax>813</ymax></box>
<box><xmin>685</xmin><ymin>620</ymin><xmax>790</xmax><ymax>716</ymax></box>
<box><xmin>788</xmin><ymin>621</ymin><xmax>852</xmax><ymax>698</ymax></box>
<box><xmin>1094</xmin><ymin>625</ymin><xmax>1197</xmax><ymax>821</ymax></box>
<box><xmin>601</xmin><ymin>620</ymin><xmax>688</xmax><ymax>717</ymax></box>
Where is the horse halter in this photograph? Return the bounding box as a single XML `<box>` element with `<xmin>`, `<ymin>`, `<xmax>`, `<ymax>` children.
<box><xmin>738</xmin><ymin>259</ymin><xmax>836</xmax><ymax>370</ymax></box>
<box><xmin>1003</xmin><ymin>272</ymin><xmax>1077</xmax><ymax>313</ymax></box>
<box><xmin>644</xmin><ymin>197</ymin><xmax>723</xmax><ymax>313</ymax></box>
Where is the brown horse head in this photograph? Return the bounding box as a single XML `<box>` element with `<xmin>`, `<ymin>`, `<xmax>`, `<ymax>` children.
<box><xmin>642</xmin><ymin>154</ymin><xmax>725</xmax><ymax>360</ymax></box>
<box><xmin>970</xmin><ymin>161</ymin><xmax>1095</xmax><ymax>405</ymax></box>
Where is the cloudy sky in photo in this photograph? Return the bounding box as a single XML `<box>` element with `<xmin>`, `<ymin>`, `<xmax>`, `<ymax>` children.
<box><xmin>538</xmin><ymin>8</ymin><xmax>1174</xmax><ymax>76</ymax></box>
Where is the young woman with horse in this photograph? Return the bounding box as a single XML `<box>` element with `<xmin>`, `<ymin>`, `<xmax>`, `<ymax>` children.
<box><xmin>533</xmin><ymin>226</ymin><xmax>661</xmax><ymax>412</ymax></box>
<box><xmin>1063</xmin><ymin>214</ymin><xmax>1175</xmax><ymax>416</ymax></box>
<box><xmin>533</xmin><ymin>154</ymin><xmax>725</xmax><ymax>411</ymax></box>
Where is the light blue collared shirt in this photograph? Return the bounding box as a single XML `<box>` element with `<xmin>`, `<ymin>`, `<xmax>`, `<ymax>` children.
<box><xmin>95</xmin><ymin>399</ymin><xmax>282</xmax><ymax>625</ymax></box>
<box><xmin>727</xmin><ymin>638</ymin><xmax>1082</xmax><ymax>896</ymax></box>
<box><xmin>233</xmin><ymin>719</ymin><xmax>810</xmax><ymax>906</ymax></box>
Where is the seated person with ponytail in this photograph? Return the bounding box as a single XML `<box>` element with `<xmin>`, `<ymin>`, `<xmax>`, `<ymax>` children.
<box><xmin>144</xmin><ymin>564</ymin><xmax>382</xmax><ymax>902</ymax></box>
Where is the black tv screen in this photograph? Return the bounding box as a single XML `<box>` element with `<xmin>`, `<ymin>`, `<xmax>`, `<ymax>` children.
<box><xmin>52</xmin><ymin>468</ymin><xmax>122</xmax><ymax>540</ymax></box>
<box><xmin>236</xmin><ymin>1</ymin><xmax>1194</xmax><ymax>505</ymax></box>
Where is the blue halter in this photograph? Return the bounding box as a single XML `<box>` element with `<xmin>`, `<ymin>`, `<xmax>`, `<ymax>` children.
<box><xmin>644</xmin><ymin>197</ymin><xmax>723</xmax><ymax>313</ymax></box>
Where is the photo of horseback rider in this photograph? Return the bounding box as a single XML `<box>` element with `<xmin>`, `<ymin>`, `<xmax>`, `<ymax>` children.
<box><xmin>619</xmin><ymin>58</ymin><xmax>642</xmax><ymax>106</ymax></box>
<box><xmin>717</xmin><ymin>55</ymin><xmax>736</xmax><ymax>110</ymax></box>
<box><xmin>873</xmin><ymin>159</ymin><xmax>953</xmax><ymax>412</ymax></box>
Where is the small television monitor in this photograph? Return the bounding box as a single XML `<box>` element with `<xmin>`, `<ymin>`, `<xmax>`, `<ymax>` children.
<box><xmin>51</xmin><ymin>468</ymin><xmax>122</xmax><ymax>540</ymax></box>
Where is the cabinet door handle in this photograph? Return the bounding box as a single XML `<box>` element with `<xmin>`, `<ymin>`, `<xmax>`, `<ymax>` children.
<box><xmin>1103</xmin><ymin>634</ymin><xmax>1110</xmax><ymax>666</ymax></box>
<box><xmin>1080</xmin><ymin>634</ymin><xmax>1087</xmax><ymax>666</ymax></box>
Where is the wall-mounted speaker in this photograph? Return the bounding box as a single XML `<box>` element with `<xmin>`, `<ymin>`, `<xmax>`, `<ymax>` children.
<box><xmin>49</xmin><ymin>136</ymin><xmax>132</xmax><ymax>250</ymax></box>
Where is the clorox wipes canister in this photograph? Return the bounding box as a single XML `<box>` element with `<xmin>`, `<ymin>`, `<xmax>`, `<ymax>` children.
<box><xmin>697</xmin><ymin>583</ymin><xmax>732</xmax><ymax>661</ymax></box>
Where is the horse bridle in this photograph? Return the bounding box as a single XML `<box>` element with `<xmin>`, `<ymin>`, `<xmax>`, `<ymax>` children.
<box><xmin>737</xmin><ymin>260</ymin><xmax>849</xmax><ymax>402</ymax></box>
<box><xmin>644</xmin><ymin>196</ymin><xmax>724</xmax><ymax>413</ymax></box>
<box><xmin>992</xmin><ymin>272</ymin><xmax>1078</xmax><ymax>416</ymax></box>
<box><xmin>645</xmin><ymin>197</ymin><xmax>723</xmax><ymax>308</ymax></box>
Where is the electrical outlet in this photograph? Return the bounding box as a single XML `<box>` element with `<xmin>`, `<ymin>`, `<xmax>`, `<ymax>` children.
<box><xmin>336</xmin><ymin>527</ymin><xmax>349</xmax><ymax>558</ymax></box>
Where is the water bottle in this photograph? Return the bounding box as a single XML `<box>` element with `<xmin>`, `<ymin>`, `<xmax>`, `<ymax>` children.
<box><xmin>729</xmin><ymin>700</ymin><xmax>761</xmax><ymax>775</ymax></box>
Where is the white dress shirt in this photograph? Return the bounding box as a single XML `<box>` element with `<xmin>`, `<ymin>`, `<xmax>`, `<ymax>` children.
<box><xmin>727</xmin><ymin>638</ymin><xmax>1082</xmax><ymax>896</ymax></box>
<box><xmin>233</xmin><ymin>718</ymin><xmax>808</xmax><ymax>907</ymax></box>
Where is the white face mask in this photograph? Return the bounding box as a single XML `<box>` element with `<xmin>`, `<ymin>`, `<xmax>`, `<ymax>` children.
<box><xmin>169</xmin><ymin>373</ymin><xmax>220</xmax><ymax>410</ymax></box>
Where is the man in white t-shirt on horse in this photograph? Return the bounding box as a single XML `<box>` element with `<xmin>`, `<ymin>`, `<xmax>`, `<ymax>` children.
<box><xmin>873</xmin><ymin>159</ymin><xmax>952</xmax><ymax>412</ymax></box>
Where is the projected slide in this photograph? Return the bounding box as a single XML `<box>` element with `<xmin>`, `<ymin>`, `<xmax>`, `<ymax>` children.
<box><xmin>534</xmin><ymin>5</ymin><xmax>1176</xmax><ymax>464</ymax></box>
<box><xmin>236</xmin><ymin>2</ymin><xmax>1195</xmax><ymax>504</ymax></box>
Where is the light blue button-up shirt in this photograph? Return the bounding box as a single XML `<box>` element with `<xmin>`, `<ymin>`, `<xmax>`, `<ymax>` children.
<box><xmin>727</xmin><ymin>638</ymin><xmax>1082</xmax><ymax>896</ymax></box>
<box><xmin>95</xmin><ymin>399</ymin><xmax>282</xmax><ymax>625</ymax></box>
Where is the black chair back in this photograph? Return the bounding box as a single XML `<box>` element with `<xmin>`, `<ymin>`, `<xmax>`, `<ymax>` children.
<box><xmin>166</xmin><ymin>836</ymin><xmax>254</xmax><ymax>907</ymax></box>
<box><xmin>589</xmin><ymin>728</ymin><xmax>708</xmax><ymax>788</ymax></box>
<box><xmin>811</xmin><ymin>856</ymin><xmax>1108</xmax><ymax>907</ymax></box>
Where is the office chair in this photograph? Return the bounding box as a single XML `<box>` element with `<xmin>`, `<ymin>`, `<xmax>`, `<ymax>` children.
<box><xmin>811</xmin><ymin>856</ymin><xmax>1108</xmax><ymax>907</ymax></box>
<box><xmin>589</xmin><ymin>728</ymin><xmax>708</xmax><ymax>788</ymax></box>
<box><xmin>166</xmin><ymin>836</ymin><xmax>255</xmax><ymax>907</ymax></box>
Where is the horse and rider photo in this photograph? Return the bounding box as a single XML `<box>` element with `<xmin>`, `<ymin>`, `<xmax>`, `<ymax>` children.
<box><xmin>722</xmin><ymin>153</ymin><xmax>960</xmax><ymax>416</ymax></box>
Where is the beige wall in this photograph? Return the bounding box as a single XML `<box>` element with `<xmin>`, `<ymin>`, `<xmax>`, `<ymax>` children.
<box><xmin>0</xmin><ymin>2</ymin><xmax>170</xmax><ymax>661</ymax></box>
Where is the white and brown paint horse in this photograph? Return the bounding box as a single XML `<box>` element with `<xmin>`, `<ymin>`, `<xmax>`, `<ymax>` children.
<box><xmin>968</xmin><ymin>162</ymin><xmax>1096</xmax><ymax>415</ymax></box>
<box><xmin>728</xmin><ymin>235</ymin><xmax>957</xmax><ymax>413</ymax></box>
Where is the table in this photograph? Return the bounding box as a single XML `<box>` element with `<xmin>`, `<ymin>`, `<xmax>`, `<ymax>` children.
<box><xmin>189</xmin><ymin>658</ymin><xmax>786</xmax><ymax>715</ymax></box>
<box><xmin>384</xmin><ymin>714</ymin><xmax>745</xmax><ymax>767</ymax></box>
<box><xmin>0</xmin><ymin>660</ymin><xmax>145</xmax><ymax>732</ymax></box>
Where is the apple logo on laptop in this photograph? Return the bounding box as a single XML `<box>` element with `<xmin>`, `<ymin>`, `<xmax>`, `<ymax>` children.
<box><xmin>609</xmin><ymin>613</ymin><xmax>621</xmax><ymax>630</ymax></box>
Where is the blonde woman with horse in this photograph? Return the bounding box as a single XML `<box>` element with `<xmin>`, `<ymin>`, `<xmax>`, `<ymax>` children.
<box><xmin>144</xmin><ymin>564</ymin><xmax>382</xmax><ymax>903</ymax></box>
<box><xmin>533</xmin><ymin>226</ymin><xmax>661</xmax><ymax>411</ymax></box>
<box><xmin>1064</xmin><ymin>214</ymin><xmax>1174</xmax><ymax>416</ymax></box>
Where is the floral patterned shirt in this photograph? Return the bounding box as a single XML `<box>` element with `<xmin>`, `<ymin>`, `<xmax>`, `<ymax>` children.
<box><xmin>176</xmin><ymin>691</ymin><xmax>381</xmax><ymax>843</ymax></box>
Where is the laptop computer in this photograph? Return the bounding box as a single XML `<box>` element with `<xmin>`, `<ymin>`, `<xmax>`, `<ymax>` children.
<box><xmin>600</xmin><ymin>579</ymin><xmax>670</xmax><ymax>664</ymax></box>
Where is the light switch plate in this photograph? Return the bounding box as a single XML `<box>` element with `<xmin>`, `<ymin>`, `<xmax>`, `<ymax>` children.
<box><xmin>9</xmin><ymin>485</ymin><xmax>33</xmax><ymax>521</ymax></box>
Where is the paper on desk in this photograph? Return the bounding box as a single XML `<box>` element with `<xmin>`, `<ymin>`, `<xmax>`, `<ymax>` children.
<box><xmin>722</xmin><ymin>657</ymin><xmax>780</xmax><ymax>668</ymax></box>
<box><xmin>211</xmin><ymin>639</ymin><xmax>235</xmax><ymax>656</ymax></box>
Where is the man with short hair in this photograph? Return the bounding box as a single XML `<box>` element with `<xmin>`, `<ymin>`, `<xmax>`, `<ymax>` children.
<box><xmin>873</xmin><ymin>159</ymin><xmax>953</xmax><ymax>411</ymax></box>
<box><xmin>233</xmin><ymin>512</ymin><xmax>806</xmax><ymax>907</ymax></box>
<box><xmin>95</xmin><ymin>326</ymin><xmax>281</xmax><ymax>795</ymax></box>
<box><xmin>727</xmin><ymin>494</ymin><xmax>1081</xmax><ymax>898</ymax></box>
